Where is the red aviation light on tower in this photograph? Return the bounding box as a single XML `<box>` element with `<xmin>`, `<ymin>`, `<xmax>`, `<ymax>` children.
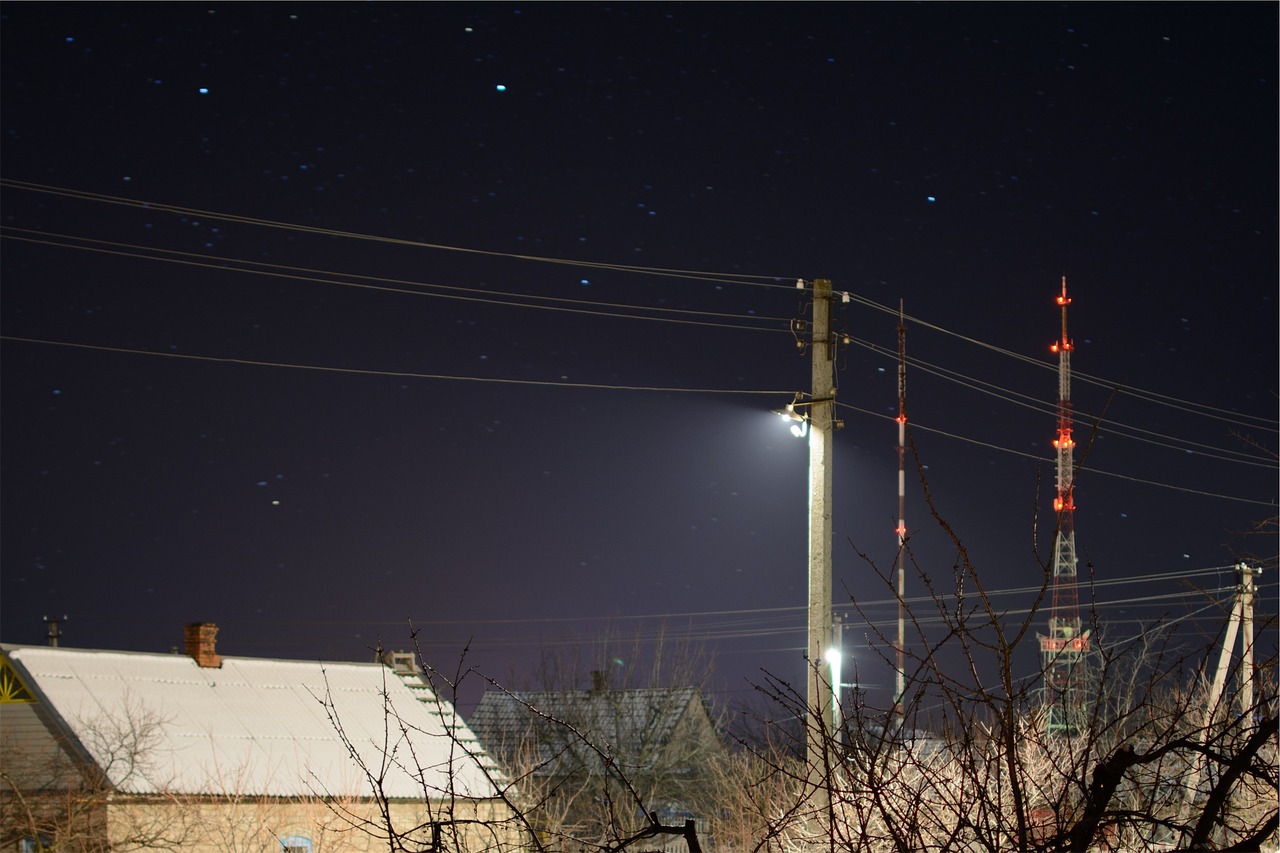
<box><xmin>1054</xmin><ymin>275</ymin><xmax>1074</xmax><ymax>352</ymax></box>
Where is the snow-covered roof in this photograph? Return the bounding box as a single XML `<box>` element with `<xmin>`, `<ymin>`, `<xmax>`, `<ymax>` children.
<box><xmin>3</xmin><ymin>644</ymin><xmax>500</xmax><ymax>800</ymax></box>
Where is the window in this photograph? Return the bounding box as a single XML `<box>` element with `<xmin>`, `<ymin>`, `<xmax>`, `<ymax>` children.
<box><xmin>280</xmin><ymin>836</ymin><xmax>313</xmax><ymax>853</ymax></box>
<box><xmin>20</xmin><ymin>837</ymin><xmax>52</xmax><ymax>853</ymax></box>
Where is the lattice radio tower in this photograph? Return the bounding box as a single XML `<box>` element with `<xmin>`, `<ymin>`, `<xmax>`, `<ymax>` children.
<box><xmin>1038</xmin><ymin>277</ymin><xmax>1090</xmax><ymax>733</ymax></box>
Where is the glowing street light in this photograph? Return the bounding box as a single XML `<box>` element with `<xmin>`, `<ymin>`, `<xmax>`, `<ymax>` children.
<box><xmin>824</xmin><ymin>646</ymin><xmax>843</xmax><ymax>736</ymax></box>
<box><xmin>772</xmin><ymin>393</ymin><xmax>810</xmax><ymax>438</ymax></box>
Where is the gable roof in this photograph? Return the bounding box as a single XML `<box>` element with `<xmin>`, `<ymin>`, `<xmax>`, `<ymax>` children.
<box><xmin>2</xmin><ymin>644</ymin><xmax>500</xmax><ymax>801</ymax></box>
<box><xmin>468</xmin><ymin>686</ymin><xmax>717</xmax><ymax>774</ymax></box>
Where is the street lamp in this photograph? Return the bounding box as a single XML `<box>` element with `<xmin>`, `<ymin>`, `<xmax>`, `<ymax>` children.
<box><xmin>772</xmin><ymin>393</ymin><xmax>809</xmax><ymax>437</ymax></box>
<box><xmin>824</xmin><ymin>646</ymin><xmax>843</xmax><ymax>736</ymax></box>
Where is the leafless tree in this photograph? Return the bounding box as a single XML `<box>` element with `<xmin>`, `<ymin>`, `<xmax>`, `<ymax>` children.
<box><xmin>0</xmin><ymin>697</ymin><xmax>194</xmax><ymax>851</ymax></box>
<box><xmin>701</xmin><ymin>425</ymin><xmax>1280</xmax><ymax>853</ymax></box>
<box><xmin>465</xmin><ymin>625</ymin><xmax>727</xmax><ymax>852</ymax></box>
<box><xmin>319</xmin><ymin>420</ymin><xmax>1276</xmax><ymax>853</ymax></box>
<box><xmin>309</xmin><ymin>647</ymin><xmax>530</xmax><ymax>853</ymax></box>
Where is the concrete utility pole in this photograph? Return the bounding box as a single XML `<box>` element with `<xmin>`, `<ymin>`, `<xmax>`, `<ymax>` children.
<box><xmin>1204</xmin><ymin>562</ymin><xmax>1259</xmax><ymax>721</ymax></box>
<box><xmin>806</xmin><ymin>278</ymin><xmax>836</xmax><ymax>813</ymax></box>
<box><xmin>1181</xmin><ymin>562</ymin><xmax>1260</xmax><ymax>828</ymax></box>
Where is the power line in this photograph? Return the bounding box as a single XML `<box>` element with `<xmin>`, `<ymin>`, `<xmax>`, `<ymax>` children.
<box><xmin>371</xmin><ymin>580</ymin><xmax>1272</xmax><ymax>651</ymax></box>
<box><xmin>853</xmin><ymin>337</ymin><xmax>1274</xmax><ymax>467</ymax></box>
<box><xmin>5</xmin><ymin>183</ymin><xmax>1274</xmax><ymax>441</ymax></box>
<box><xmin>848</xmin><ymin>292</ymin><xmax>1279</xmax><ymax>433</ymax></box>
<box><xmin>0</xmin><ymin>335</ymin><xmax>790</xmax><ymax>396</ymax></box>
<box><xmin>0</xmin><ymin>179</ymin><xmax>797</xmax><ymax>289</ymax></box>
<box><xmin>5</xmin><ymin>179</ymin><xmax>1276</xmax><ymax>431</ymax></box>
<box><xmin>0</xmin><ymin>228</ymin><xmax>790</xmax><ymax>334</ymax></box>
<box><xmin>204</xmin><ymin>562</ymin><xmax>1263</xmax><ymax>630</ymax></box>
<box><xmin>2</xmin><ymin>333</ymin><xmax>1270</xmax><ymax>508</ymax></box>
<box><xmin>836</xmin><ymin>401</ymin><xmax>1275</xmax><ymax>507</ymax></box>
<box><xmin>3</xmin><ymin>186</ymin><xmax>1274</xmax><ymax>503</ymax></box>
<box><xmin>6</xmin><ymin>226</ymin><xmax>1271</xmax><ymax>478</ymax></box>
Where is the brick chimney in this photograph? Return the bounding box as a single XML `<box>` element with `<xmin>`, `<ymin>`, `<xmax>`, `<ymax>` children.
<box><xmin>184</xmin><ymin>622</ymin><xmax>222</xmax><ymax>668</ymax></box>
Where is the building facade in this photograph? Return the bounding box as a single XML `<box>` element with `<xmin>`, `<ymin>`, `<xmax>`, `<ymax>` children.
<box><xmin>1</xmin><ymin>624</ymin><xmax>520</xmax><ymax>852</ymax></box>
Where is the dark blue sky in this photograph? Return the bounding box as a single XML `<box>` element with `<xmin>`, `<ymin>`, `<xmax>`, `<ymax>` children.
<box><xmin>2</xmin><ymin>3</ymin><xmax>1275</xmax><ymax>713</ymax></box>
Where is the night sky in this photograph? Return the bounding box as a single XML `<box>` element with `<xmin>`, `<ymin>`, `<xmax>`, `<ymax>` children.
<box><xmin>2</xmin><ymin>3</ymin><xmax>1276</xmax><ymax>714</ymax></box>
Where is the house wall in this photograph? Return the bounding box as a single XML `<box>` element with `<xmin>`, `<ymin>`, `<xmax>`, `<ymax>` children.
<box><xmin>663</xmin><ymin>699</ymin><xmax>726</xmax><ymax>769</ymax></box>
<box><xmin>103</xmin><ymin>797</ymin><xmax>526</xmax><ymax>852</ymax></box>
<box><xmin>0</xmin><ymin>702</ymin><xmax>87</xmax><ymax>789</ymax></box>
<box><xmin>4</xmin><ymin>770</ymin><xmax>524</xmax><ymax>852</ymax></box>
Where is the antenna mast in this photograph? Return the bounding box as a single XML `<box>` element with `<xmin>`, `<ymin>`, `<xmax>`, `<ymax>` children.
<box><xmin>1039</xmin><ymin>277</ymin><xmax>1089</xmax><ymax>733</ymax></box>
<box><xmin>894</xmin><ymin>300</ymin><xmax>907</xmax><ymax>730</ymax></box>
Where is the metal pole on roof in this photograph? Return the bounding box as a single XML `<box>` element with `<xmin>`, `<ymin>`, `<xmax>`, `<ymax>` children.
<box><xmin>43</xmin><ymin>615</ymin><xmax>66</xmax><ymax>647</ymax></box>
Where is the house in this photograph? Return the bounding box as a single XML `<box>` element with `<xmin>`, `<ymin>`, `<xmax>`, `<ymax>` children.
<box><xmin>467</xmin><ymin>673</ymin><xmax>725</xmax><ymax>850</ymax></box>
<box><xmin>0</xmin><ymin>624</ymin><xmax>521</xmax><ymax>852</ymax></box>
